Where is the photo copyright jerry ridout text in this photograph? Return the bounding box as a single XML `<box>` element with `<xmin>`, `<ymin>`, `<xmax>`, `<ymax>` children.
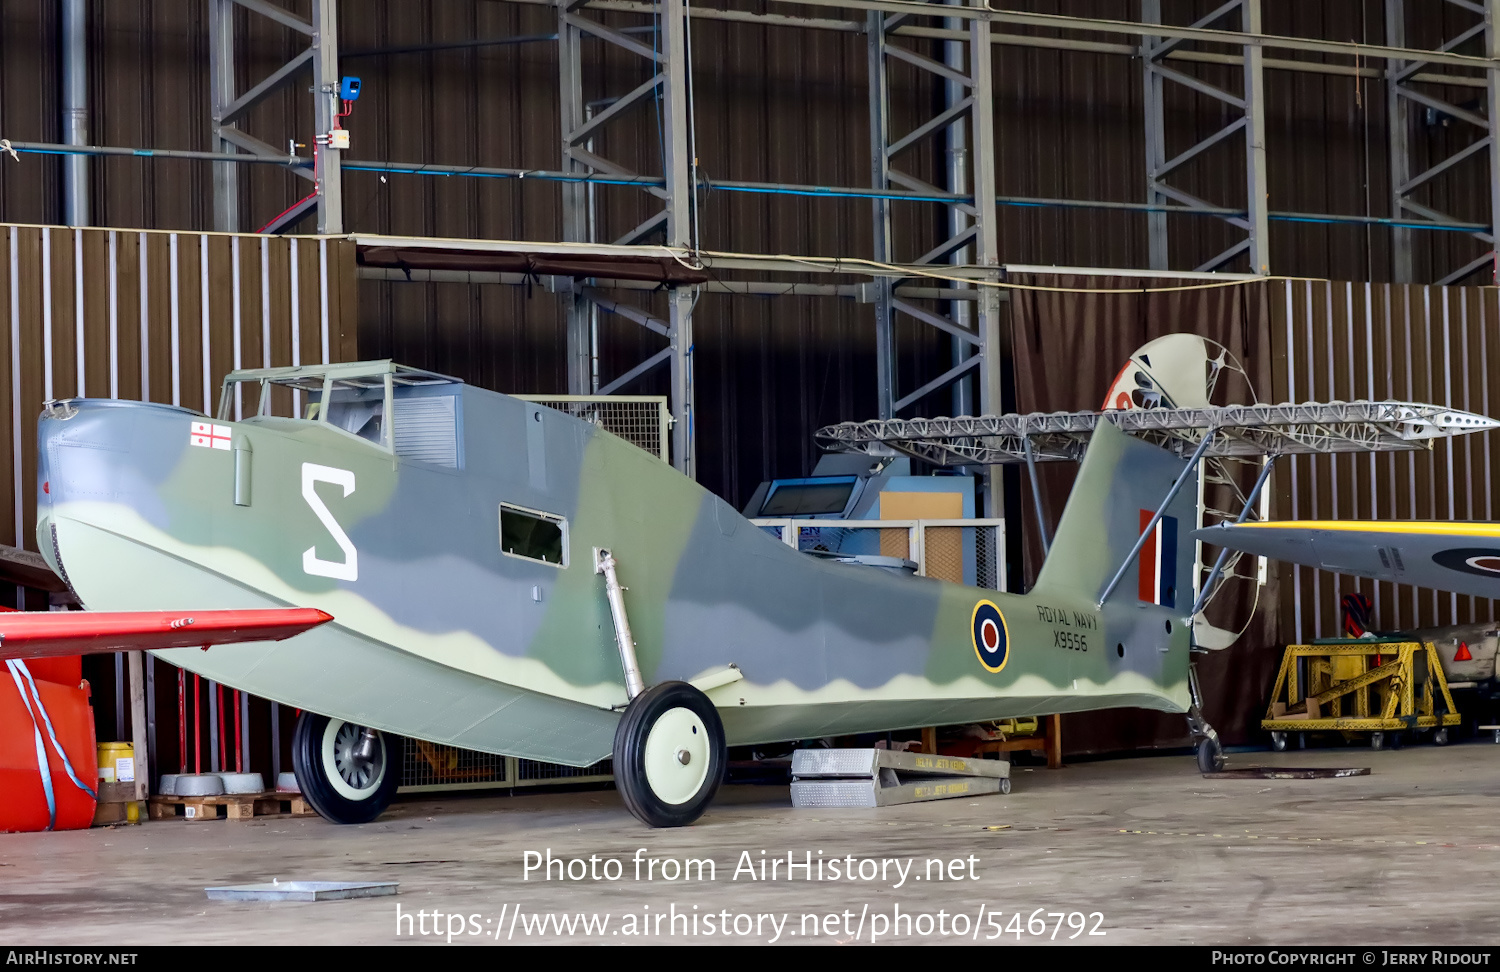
<box><xmin>394</xmin><ymin>902</ymin><xmax>1107</xmax><ymax>943</ymax></box>
<box><xmin>1213</xmin><ymin>953</ymin><xmax>1493</xmax><ymax>966</ymax></box>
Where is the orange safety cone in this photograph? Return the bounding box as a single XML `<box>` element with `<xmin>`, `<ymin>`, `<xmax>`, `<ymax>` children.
<box><xmin>1455</xmin><ymin>642</ymin><xmax>1474</xmax><ymax>662</ymax></box>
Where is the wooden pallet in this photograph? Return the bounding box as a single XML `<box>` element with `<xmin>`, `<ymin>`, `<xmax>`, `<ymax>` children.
<box><xmin>148</xmin><ymin>791</ymin><xmax>315</xmax><ymax>823</ymax></box>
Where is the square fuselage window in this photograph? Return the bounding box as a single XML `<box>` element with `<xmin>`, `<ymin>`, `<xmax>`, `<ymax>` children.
<box><xmin>500</xmin><ymin>504</ymin><xmax>568</xmax><ymax>567</ymax></box>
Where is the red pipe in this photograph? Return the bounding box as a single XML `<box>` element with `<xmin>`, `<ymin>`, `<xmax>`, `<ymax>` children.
<box><xmin>193</xmin><ymin>673</ymin><xmax>201</xmax><ymax>775</ymax></box>
<box><xmin>177</xmin><ymin>667</ymin><xmax>186</xmax><ymax>774</ymax></box>
<box><xmin>233</xmin><ymin>690</ymin><xmax>242</xmax><ymax>774</ymax></box>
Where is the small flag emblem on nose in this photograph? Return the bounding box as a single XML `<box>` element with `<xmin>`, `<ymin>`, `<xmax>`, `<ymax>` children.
<box><xmin>189</xmin><ymin>422</ymin><xmax>232</xmax><ymax>450</ymax></box>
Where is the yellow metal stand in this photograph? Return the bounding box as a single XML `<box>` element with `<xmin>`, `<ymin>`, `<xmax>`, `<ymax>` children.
<box><xmin>1262</xmin><ymin>641</ymin><xmax>1460</xmax><ymax>747</ymax></box>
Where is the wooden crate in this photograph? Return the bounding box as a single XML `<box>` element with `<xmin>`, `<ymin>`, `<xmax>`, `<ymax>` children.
<box><xmin>148</xmin><ymin>792</ymin><xmax>315</xmax><ymax>823</ymax></box>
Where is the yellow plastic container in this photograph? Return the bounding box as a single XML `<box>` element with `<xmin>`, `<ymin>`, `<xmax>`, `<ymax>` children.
<box><xmin>96</xmin><ymin>742</ymin><xmax>134</xmax><ymax>784</ymax></box>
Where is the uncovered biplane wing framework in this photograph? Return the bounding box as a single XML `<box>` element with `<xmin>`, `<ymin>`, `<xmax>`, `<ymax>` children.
<box><xmin>815</xmin><ymin>402</ymin><xmax>1497</xmax><ymax>467</ymax></box>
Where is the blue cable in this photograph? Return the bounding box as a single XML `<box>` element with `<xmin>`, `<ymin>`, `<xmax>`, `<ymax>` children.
<box><xmin>7</xmin><ymin>660</ymin><xmax>58</xmax><ymax>830</ymax></box>
<box><xmin>15</xmin><ymin>659</ymin><xmax>98</xmax><ymax>801</ymax></box>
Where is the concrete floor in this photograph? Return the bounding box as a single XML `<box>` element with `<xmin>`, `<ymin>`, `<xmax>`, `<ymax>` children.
<box><xmin>4</xmin><ymin>742</ymin><xmax>1500</xmax><ymax>945</ymax></box>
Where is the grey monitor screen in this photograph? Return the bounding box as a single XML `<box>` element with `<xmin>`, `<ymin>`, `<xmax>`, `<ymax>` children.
<box><xmin>759</xmin><ymin>480</ymin><xmax>856</xmax><ymax>516</ymax></box>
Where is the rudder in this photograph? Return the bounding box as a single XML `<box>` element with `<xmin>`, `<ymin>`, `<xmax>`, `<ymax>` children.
<box><xmin>1034</xmin><ymin>420</ymin><xmax>1198</xmax><ymax>614</ymax></box>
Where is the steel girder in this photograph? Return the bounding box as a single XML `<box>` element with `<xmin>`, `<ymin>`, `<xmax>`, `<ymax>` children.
<box><xmin>1142</xmin><ymin>0</ymin><xmax>1269</xmax><ymax>275</ymax></box>
<box><xmin>557</xmin><ymin>0</ymin><xmax>699</xmax><ymax>476</ymax></box>
<box><xmin>209</xmin><ymin>0</ymin><xmax>341</xmax><ymax>234</ymax></box>
<box><xmin>1386</xmin><ymin>0</ymin><xmax>1500</xmax><ymax>285</ymax></box>
<box><xmin>868</xmin><ymin>0</ymin><xmax>1000</xmax><ymax>423</ymax></box>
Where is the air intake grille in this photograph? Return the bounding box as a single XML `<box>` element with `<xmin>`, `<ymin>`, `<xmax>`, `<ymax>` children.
<box><xmin>393</xmin><ymin>396</ymin><xmax>458</xmax><ymax>467</ymax></box>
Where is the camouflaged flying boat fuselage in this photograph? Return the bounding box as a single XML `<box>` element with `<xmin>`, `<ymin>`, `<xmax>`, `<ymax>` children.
<box><xmin>36</xmin><ymin>362</ymin><xmax>1193</xmax><ymax>767</ymax></box>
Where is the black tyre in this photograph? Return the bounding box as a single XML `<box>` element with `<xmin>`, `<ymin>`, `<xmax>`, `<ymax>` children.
<box><xmin>292</xmin><ymin>711</ymin><xmax>400</xmax><ymax>825</ymax></box>
<box><xmin>613</xmin><ymin>681</ymin><xmax>726</xmax><ymax>828</ymax></box>
<box><xmin>1196</xmin><ymin>736</ymin><xmax>1225</xmax><ymax>773</ymax></box>
<box><xmin>1434</xmin><ymin>727</ymin><xmax>1450</xmax><ymax>746</ymax></box>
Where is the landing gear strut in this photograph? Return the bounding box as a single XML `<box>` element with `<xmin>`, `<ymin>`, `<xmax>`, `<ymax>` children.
<box><xmin>1187</xmin><ymin>663</ymin><xmax>1225</xmax><ymax>773</ymax></box>
<box><xmin>597</xmin><ymin>548</ymin><xmax>727</xmax><ymax>827</ymax></box>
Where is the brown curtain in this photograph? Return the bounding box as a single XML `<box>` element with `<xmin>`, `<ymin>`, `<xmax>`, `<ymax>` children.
<box><xmin>1007</xmin><ymin>273</ymin><xmax>1283</xmax><ymax>754</ymax></box>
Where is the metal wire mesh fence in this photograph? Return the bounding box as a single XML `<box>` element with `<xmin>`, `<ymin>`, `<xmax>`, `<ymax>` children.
<box><xmin>399</xmin><ymin>739</ymin><xmax>613</xmax><ymax>793</ymax></box>
<box><xmin>515</xmin><ymin>758</ymin><xmax>613</xmax><ymax>785</ymax></box>
<box><xmin>517</xmin><ymin>395</ymin><xmax>670</xmax><ymax>462</ymax></box>
<box><xmin>401</xmin><ymin>738</ymin><xmax>511</xmax><ymax>791</ymax></box>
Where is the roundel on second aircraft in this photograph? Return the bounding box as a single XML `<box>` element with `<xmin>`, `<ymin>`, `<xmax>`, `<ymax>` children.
<box><xmin>1433</xmin><ymin>547</ymin><xmax>1500</xmax><ymax>577</ymax></box>
<box><xmin>971</xmin><ymin>600</ymin><xmax>1009</xmax><ymax>674</ymax></box>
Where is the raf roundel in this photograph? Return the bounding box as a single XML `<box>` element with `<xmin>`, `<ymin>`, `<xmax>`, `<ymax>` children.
<box><xmin>971</xmin><ymin>600</ymin><xmax>1009</xmax><ymax>674</ymax></box>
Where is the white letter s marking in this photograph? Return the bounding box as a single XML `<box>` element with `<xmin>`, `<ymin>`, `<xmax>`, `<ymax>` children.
<box><xmin>301</xmin><ymin>462</ymin><xmax>358</xmax><ymax>581</ymax></box>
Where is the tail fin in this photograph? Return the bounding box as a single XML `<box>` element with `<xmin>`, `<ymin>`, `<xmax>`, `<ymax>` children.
<box><xmin>1034</xmin><ymin>420</ymin><xmax>1198</xmax><ymax>613</ymax></box>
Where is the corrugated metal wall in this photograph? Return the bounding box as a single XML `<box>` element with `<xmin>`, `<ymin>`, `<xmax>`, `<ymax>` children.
<box><xmin>1006</xmin><ymin>274</ymin><xmax>1500</xmax><ymax>750</ymax></box>
<box><xmin>1270</xmin><ymin>280</ymin><xmax>1500</xmax><ymax>642</ymax></box>
<box><xmin>0</xmin><ymin>225</ymin><xmax>358</xmax><ymax>563</ymax></box>
<box><xmin>0</xmin><ymin>225</ymin><xmax>358</xmax><ymax>773</ymax></box>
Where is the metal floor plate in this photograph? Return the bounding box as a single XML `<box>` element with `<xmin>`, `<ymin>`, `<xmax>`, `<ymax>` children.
<box><xmin>205</xmin><ymin>881</ymin><xmax>398</xmax><ymax>902</ymax></box>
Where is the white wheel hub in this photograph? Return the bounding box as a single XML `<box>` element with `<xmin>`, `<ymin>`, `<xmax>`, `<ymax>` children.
<box><xmin>321</xmin><ymin>719</ymin><xmax>387</xmax><ymax>801</ymax></box>
<box><xmin>641</xmin><ymin>706</ymin><xmax>711</xmax><ymax>805</ymax></box>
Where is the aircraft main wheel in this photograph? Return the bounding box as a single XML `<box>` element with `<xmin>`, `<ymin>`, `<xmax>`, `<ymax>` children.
<box><xmin>613</xmin><ymin>681</ymin><xmax>726</xmax><ymax>828</ymax></box>
<box><xmin>292</xmin><ymin>711</ymin><xmax>399</xmax><ymax>825</ymax></box>
<box><xmin>1195</xmin><ymin>736</ymin><xmax>1225</xmax><ymax>773</ymax></box>
<box><xmin>1270</xmin><ymin>731</ymin><xmax>1287</xmax><ymax>752</ymax></box>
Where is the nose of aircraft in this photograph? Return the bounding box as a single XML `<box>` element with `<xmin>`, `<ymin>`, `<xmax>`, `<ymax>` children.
<box><xmin>36</xmin><ymin>397</ymin><xmax>202</xmax><ymax>582</ymax></box>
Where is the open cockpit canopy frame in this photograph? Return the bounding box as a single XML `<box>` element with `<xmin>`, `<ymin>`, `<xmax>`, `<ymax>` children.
<box><xmin>217</xmin><ymin>360</ymin><xmax>465</xmax><ymax>465</ymax></box>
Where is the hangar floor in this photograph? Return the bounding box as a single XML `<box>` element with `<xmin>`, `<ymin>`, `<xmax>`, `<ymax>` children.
<box><xmin>4</xmin><ymin>743</ymin><xmax>1498</xmax><ymax>945</ymax></box>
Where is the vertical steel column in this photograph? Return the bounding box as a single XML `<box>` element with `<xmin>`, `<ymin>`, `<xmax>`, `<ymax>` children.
<box><xmin>1141</xmin><ymin>0</ymin><xmax>1168</xmax><ymax>271</ymax></box>
<box><xmin>60</xmin><ymin>0</ymin><xmax>89</xmax><ymax>227</ymax></box>
<box><xmin>1385</xmin><ymin>0</ymin><xmax>1495</xmax><ymax>283</ymax></box>
<box><xmin>1386</xmin><ymin>0</ymin><xmax>1413</xmax><ymax>282</ymax></box>
<box><xmin>664</xmin><ymin>0</ymin><xmax>697</xmax><ymax>475</ymax></box>
<box><xmin>209</xmin><ymin>0</ymin><xmax>239</xmax><ymax>233</ymax></box>
<box><xmin>667</xmin><ymin>288</ymin><xmax>695</xmax><ymax>478</ymax></box>
<box><xmin>943</xmin><ymin>0</ymin><xmax>972</xmax><ymax>417</ymax></box>
<box><xmin>1488</xmin><ymin>0</ymin><xmax>1500</xmax><ymax>284</ymax></box>
<box><xmin>970</xmin><ymin>1</ymin><xmax>1003</xmax><ymax>519</ymax></box>
<box><xmin>1242</xmin><ymin>0</ymin><xmax>1270</xmax><ymax>274</ymax></box>
<box><xmin>311</xmin><ymin>0</ymin><xmax>343</xmax><ymax>234</ymax></box>
<box><xmin>558</xmin><ymin>4</ymin><xmax>592</xmax><ymax>394</ymax></box>
<box><xmin>868</xmin><ymin>10</ymin><xmax>896</xmax><ymax>419</ymax></box>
